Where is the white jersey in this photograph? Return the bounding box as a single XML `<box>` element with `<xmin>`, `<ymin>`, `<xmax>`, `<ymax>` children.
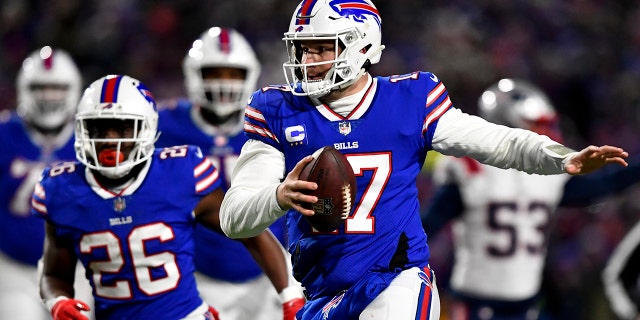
<box><xmin>433</xmin><ymin>155</ymin><xmax>570</xmax><ymax>300</ymax></box>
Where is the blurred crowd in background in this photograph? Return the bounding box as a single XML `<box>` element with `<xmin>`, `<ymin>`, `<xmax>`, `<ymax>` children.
<box><xmin>1</xmin><ymin>0</ymin><xmax>640</xmax><ymax>319</ymax></box>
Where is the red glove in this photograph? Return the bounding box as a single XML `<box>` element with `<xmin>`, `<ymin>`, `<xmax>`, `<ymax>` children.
<box><xmin>51</xmin><ymin>298</ymin><xmax>90</xmax><ymax>320</ymax></box>
<box><xmin>206</xmin><ymin>306</ymin><xmax>220</xmax><ymax>320</ymax></box>
<box><xmin>283</xmin><ymin>297</ymin><xmax>305</xmax><ymax>320</ymax></box>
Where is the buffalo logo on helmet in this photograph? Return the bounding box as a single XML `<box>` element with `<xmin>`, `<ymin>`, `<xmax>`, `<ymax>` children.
<box><xmin>330</xmin><ymin>0</ymin><xmax>381</xmax><ymax>27</ymax></box>
<box><xmin>136</xmin><ymin>83</ymin><xmax>157</xmax><ymax>111</ymax></box>
<box><xmin>295</xmin><ymin>0</ymin><xmax>380</xmax><ymax>28</ymax></box>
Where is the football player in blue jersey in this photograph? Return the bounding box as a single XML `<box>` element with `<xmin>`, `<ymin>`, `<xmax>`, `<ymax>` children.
<box><xmin>156</xmin><ymin>26</ymin><xmax>304</xmax><ymax>320</ymax></box>
<box><xmin>421</xmin><ymin>78</ymin><xmax>640</xmax><ymax>320</ymax></box>
<box><xmin>0</xmin><ymin>46</ymin><xmax>93</xmax><ymax>320</ymax></box>
<box><xmin>218</xmin><ymin>0</ymin><xmax>629</xmax><ymax>319</ymax></box>
<box><xmin>33</xmin><ymin>74</ymin><xmax>294</xmax><ymax>320</ymax></box>
<box><xmin>603</xmin><ymin>219</ymin><xmax>640</xmax><ymax>320</ymax></box>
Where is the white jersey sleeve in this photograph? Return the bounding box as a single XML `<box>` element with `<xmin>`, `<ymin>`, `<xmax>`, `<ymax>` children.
<box><xmin>219</xmin><ymin>139</ymin><xmax>288</xmax><ymax>239</ymax></box>
<box><xmin>432</xmin><ymin>108</ymin><xmax>577</xmax><ymax>175</ymax></box>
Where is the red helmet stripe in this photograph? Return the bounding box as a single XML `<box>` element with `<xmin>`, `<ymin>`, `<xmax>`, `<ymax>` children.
<box><xmin>100</xmin><ymin>76</ymin><xmax>123</xmax><ymax>103</ymax></box>
<box><xmin>296</xmin><ymin>0</ymin><xmax>318</xmax><ymax>25</ymax></box>
<box><xmin>219</xmin><ymin>28</ymin><xmax>231</xmax><ymax>54</ymax></box>
<box><xmin>43</xmin><ymin>51</ymin><xmax>54</xmax><ymax>70</ymax></box>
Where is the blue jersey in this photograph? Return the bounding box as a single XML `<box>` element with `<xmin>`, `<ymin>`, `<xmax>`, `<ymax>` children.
<box><xmin>32</xmin><ymin>145</ymin><xmax>221</xmax><ymax>319</ymax></box>
<box><xmin>157</xmin><ymin>99</ymin><xmax>286</xmax><ymax>282</ymax></box>
<box><xmin>245</xmin><ymin>72</ymin><xmax>451</xmax><ymax>298</ymax></box>
<box><xmin>0</xmin><ymin>112</ymin><xmax>75</xmax><ymax>265</ymax></box>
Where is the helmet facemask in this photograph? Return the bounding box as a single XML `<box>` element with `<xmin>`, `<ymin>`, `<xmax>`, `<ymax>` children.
<box><xmin>199</xmin><ymin>67</ymin><xmax>248</xmax><ymax>118</ymax></box>
<box><xmin>76</xmin><ymin>113</ymin><xmax>155</xmax><ymax>179</ymax></box>
<box><xmin>26</xmin><ymin>83</ymin><xmax>73</xmax><ymax>130</ymax></box>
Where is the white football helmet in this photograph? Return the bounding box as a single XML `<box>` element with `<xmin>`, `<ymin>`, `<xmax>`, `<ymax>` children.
<box><xmin>74</xmin><ymin>75</ymin><xmax>159</xmax><ymax>179</ymax></box>
<box><xmin>283</xmin><ymin>0</ymin><xmax>385</xmax><ymax>98</ymax></box>
<box><xmin>479</xmin><ymin>78</ymin><xmax>561</xmax><ymax>141</ymax></box>
<box><xmin>183</xmin><ymin>27</ymin><xmax>261</xmax><ymax>118</ymax></box>
<box><xmin>17</xmin><ymin>46</ymin><xmax>82</xmax><ymax>131</ymax></box>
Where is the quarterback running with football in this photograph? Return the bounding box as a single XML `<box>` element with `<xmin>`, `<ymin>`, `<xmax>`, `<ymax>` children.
<box><xmin>33</xmin><ymin>74</ymin><xmax>293</xmax><ymax>320</ymax></box>
<box><xmin>422</xmin><ymin>78</ymin><xmax>640</xmax><ymax>320</ymax></box>
<box><xmin>156</xmin><ymin>27</ymin><xmax>304</xmax><ymax>320</ymax></box>
<box><xmin>218</xmin><ymin>0</ymin><xmax>628</xmax><ymax>319</ymax></box>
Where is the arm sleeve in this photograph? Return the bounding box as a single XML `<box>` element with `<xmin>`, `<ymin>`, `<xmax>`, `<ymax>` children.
<box><xmin>560</xmin><ymin>155</ymin><xmax>640</xmax><ymax>206</ymax></box>
<box><xmin>220</xmin><ymin>139</ymin><xmax>288</xmax><ymax>239</ymax></box>
<box><xmin>602</xmin><ymin>221</ymin><xmax>640</xmax><ymax>320</ymax></box>
<box><xmin>431</xmin><ymin>108</ymin><xmax>576</xmax><ymax>175</ymax></box>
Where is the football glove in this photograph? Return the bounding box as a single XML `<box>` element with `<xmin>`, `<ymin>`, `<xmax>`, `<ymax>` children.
<box><xmin>280</xmin><ymin>284</ymin><xmax>305</xmax><ymax>320</ymax></box>
<box><xmin>283</xmin><ymin>297</ymin><xmax>305</xmax><ymax>320</ymax></box>
<box><xmin>51</xmin><ymin>298</ymin><xmax>90</xmax><ymax>320</ymax></box>
<box><xmin>206</xmin><ymin>306</ymin><xmax>220</xmax><ymax>320</ymax></box>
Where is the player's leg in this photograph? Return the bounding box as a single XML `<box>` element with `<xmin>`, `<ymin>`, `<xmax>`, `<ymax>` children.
<box><xmin>360</xmin><ymin>266</ymin><xmax>441</xmax><ymax>320</ymax></box>
<box><xmin>195</xmin><ymin>271</ymin><xmax>281</xmax><ymax>320</ymax></box>
<box><xmin>0</xmin><ymin>251</ymin><xmax>49</xmax><ymax>320</ymax></box>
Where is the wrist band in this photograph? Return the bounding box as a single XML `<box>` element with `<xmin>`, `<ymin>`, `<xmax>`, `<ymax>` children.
<box><xmin>45</xmin><ymin>296</ymin><xmax>69</xmax><ymax>312</ymax></box>
<box><xmin>279</xmin><ymin>285</ymin><xmax>304</xmax><ymax>302</ymax></box>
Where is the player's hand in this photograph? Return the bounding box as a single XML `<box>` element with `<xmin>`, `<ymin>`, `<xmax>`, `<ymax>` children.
<box><xmin>283</xmin><ymin>297</ymin><xmax>305</xmax><ymax>320</ymax></box>
<box><xmin>206</xmin><ymin>306</ymin><xmax>220</xmax><ymax>320</ymax></box>
<box><xmin>51</xmin><ymin>298</ymin><xmax>90</xmax><ymax>320</ymax></box>
<box><xmin>276</xmin><ymin>155</ymin><xmax>317</xmax><ymax>216</ymax></box>
<box><xmin>564</xmin><ymin>145</ymin><xmax>628</xmax><ymax>175</ymax></box>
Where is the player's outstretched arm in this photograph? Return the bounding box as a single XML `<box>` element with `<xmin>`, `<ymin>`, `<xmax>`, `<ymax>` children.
<box><xmin>41</xmin><ymin>222</ymin><xmax>90</xmax><ymax>320</ymax></box>
<box><xmin>564</xmin><ymin>145</ymin><xmax>628</xmax><ymax>175</ymax></box>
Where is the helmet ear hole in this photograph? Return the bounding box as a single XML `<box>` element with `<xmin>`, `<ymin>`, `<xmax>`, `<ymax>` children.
<box><xmin>362</xmin><ymin>60</ymin><xmax>372</xmax><ymax>72</ymax></box>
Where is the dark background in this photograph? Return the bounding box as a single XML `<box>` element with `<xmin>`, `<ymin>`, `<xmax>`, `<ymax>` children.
<box><xmin>2</xmin><ymin>1</ymin><xmax>640</xmax><ymax>319</ymax></box>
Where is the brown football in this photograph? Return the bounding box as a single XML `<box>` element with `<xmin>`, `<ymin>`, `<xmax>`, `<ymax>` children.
<box><xmin>299</xmin><ymin>146</ymin><xmax>356</xmax><ymax>232</ymax></box>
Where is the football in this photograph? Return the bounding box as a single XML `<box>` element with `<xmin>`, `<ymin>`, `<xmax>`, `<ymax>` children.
<box><xmin>299</xmin><ymin>146</ymin><xmax>356</xmax><ymax>232</ymax></box>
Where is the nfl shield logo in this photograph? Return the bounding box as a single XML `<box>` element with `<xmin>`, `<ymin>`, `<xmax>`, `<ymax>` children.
<box><xmin>312</xmin><ymin>198</ymin><xmax>334</xmax><ymax>215</ymax></box>
<box><xmin>339</xmin><ymin>121</ymin><xmax>351</xmax><ymax>135</ymax></box>
<box><xmin>113</xmin><ymin>197</ymin><xmax>126</xmax><ymax>212</ymax></box>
